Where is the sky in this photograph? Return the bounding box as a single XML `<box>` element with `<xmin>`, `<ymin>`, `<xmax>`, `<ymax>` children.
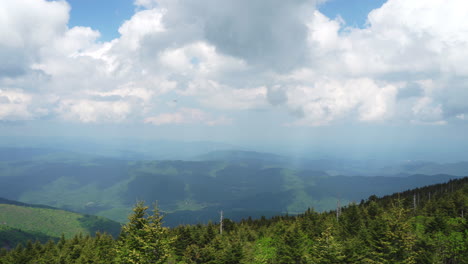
<box><xmin>1</xmin><ymin>0</ymin><xmax>468</xmax><ymax>161</ymax></box>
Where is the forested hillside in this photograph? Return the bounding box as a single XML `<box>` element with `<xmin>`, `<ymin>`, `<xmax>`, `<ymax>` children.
<box><xmin>1</xmin><ymin>177</ymin><xmax>466</xmax><ymax>263</ymax></box>
<box><xmin>0</xmin><ymin>198</ymin><xmax>121</xmax><ymax>249</ymax></box>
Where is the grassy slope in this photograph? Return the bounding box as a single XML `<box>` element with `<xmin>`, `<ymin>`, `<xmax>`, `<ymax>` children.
<box><xmin>0</xmin><ymin>203</ymin><xmax>121</xmax><ymax>241</ymax></box>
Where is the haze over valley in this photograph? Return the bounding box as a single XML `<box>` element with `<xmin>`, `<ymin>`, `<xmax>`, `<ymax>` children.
<box><xmin>0</xmin><ymin>140</ymin><xmax>465</xmax><ymax>226</ymax></box>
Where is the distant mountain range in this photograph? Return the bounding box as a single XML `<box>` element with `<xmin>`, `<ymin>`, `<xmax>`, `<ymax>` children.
<box><xmin>196</xmin><ymin>150</ymin><xmax>468</xmax><ymax>177</ymax></box>
<box><xmin>0</xmin><ymin>147</ymin><xmax>464</xmax><ymax>227</ymax></box>
<box><xmin>0</xmin><ymin>137</ymin><xmax>239</xmax><ymax>161</ymax></box>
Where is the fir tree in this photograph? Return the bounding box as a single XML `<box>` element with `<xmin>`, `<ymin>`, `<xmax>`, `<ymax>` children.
<box><xmin>114</xmin><ymin>201</ymin><xmax>173</xmax><ymax>264</ymax></box>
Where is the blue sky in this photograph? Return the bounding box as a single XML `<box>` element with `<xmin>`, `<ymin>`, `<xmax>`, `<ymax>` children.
<box><xmin>319</xmin><ymin>0</ymin><xmax>387</xmax><ymax>28</ymax></box>
<box><xmin>67</xmin><ymin>0</ymin><xmax>134</xmax><ymax>41</ymax></box>
<box><xmin>1</xmin><ymin>0</ymin><xmax>468</xmax><ymax>161</ymax></box>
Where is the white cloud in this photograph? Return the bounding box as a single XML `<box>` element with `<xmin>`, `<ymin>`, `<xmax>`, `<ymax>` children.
<box><xmin>0</xmin><ymin>89</ymin><xmax>33</xmax><ymax>120</ymax></box>
<box><xmin>0</xmin><ymin>0</ymin><xmax>69</xmax><ymax>48</ymax></box>
<box><xmin>1</xmin><ymin>0</ymin><xmax>468</xmax><ymax>127</ymax></box>
<box><xmin>118</xmin><ymin>9</ymin><xmax>166</xmax><ymax>51</ymax></box>
<box><xmin>307</xmin><ymin>11</ymin><xmax>343</xmax><ymax>55</ymax></box>
<box><xmin>134</xmin><ymin>0</ymin><xmax>318</xmax><ymax>70</ymax></box>
<box><xmin>296</xmin><ymin>0</ymin><xmax>468</xmax><ymax>125</ymax></box>
<box><xmin>179</xmin><ymin>80</ymin><xmax>268</xmax><ymax>110</ymax></box>
<box><xmin>144</xmin><ymin>107</ymin><xmax>231</xmax><ymax>126</ymax></box>
<box><xmin>58</xmin><ymin>26</ymin><xmax>101</xmax><ymax>56</ymax></box>
<box><xmin>306</xmin><ymin>0</ymin><xmax>468</xmax><ymax>78</ymax></box>
<box><xmin>56</xmin><ymin>99</ymin><xmax>131</xmax><ymax>123</ymax></box>
<box><xmin>157</xmin><ymin>42</ymin><xmax>246</xmax><ymax>77</ymax></box>
<box><xmin>283</xmin><ymin>78</ymin><xmax>398</xmax><ymax>126</ymax></box>
<box><xmin>88</xmin><ymin>87</ymin><xmax>154</xmax><ymax>103</ymax></box>
<box><xmin>411</xmin><ymin>97</ymin><xmax>444</xmax><ymax>124</ymax></box>
<box><xmin>0</xmin><ymin>0</ymin><xmax>69</xmax><ymax>77</ymax></box>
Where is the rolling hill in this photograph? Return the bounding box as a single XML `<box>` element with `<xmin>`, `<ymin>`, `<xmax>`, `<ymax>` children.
<box><xmin>0</xmin><ymin>197</ymin><xmax>121</xmax><ymax>249</ymax></box>
<box><xmin>0</xmin><ymin>147</ymin><xmax>463</xmax><ymax>226</ymax></box>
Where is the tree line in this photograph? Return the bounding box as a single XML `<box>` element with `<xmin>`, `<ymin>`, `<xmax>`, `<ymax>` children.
<box><xmin>1</xmin><ymin>177</ymin><xmax>467</xmax><ymax>263</ymax></box>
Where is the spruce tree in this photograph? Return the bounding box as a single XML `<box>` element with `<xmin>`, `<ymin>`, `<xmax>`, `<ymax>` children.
<box><xmin>114</xmin><ymin>201</ymin><xmax>173</xmax><ymax>264</ymax></box>
<box><xmin>311</xmin><ymin>226</ymin><xmax>345</xmax><ymax>264</ymax></box>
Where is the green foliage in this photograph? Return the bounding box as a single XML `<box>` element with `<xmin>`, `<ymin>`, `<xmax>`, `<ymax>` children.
<box><xmin>311</xmin><ymin>226</ymin><xmax>345</xmax><ymax>263</ymax></box>
<box><xmin>114</xmin><ymin>201</ymin><xmax>173</xmax><ymax>264</ymax></box>
<box><xmin>0</xmin><ymin>202</ymin><xmax>120</xmax><ymax>247</ymax></box>
<box><xmin>0</xmin><ymin>225</ymin><xmax>53</xmax><ymax>248</ymax></box>
<box><xmin>366</xmin><ymin>200</ymin><xmax>419</xmax><ymax>263</ymax></box>
<box><xmin>274</xmin><ymin>222</ymin><xmax>310</xmax><ymax>263</ymax></box>
<box><xmin>1</xmin><ymin>177</ymin><xmax>467</xmax><ymax>263</ymax></box>
<box><xmin>252</xmin><ymin>237</ymin><xmax>276</xmax><ymax>264</ymax></box>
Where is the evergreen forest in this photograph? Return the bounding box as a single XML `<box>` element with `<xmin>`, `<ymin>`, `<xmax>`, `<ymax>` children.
<box><xmin>1</xmin><ymin>177</ymin><xmax>466</xmax><ymax>264</ymax></box>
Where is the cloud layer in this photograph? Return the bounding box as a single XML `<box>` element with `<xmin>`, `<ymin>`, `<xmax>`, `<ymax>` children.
<box><xmin>1</xmin><ymin>0</ymin><xmax>468</xmax><ymax>126</ymax></box>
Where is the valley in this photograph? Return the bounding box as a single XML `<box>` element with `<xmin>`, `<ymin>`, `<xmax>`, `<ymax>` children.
<box><xmin>0</xmin><ymin>147</ymin><xmax>462</xmax><ymax>226</ymax></box>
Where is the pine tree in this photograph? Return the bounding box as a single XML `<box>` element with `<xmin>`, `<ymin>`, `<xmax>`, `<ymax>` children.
<box><xmin>114</xmin><ymin>201</ymin><xmax>174</xmax><ymax>264</ymax></box>
<box><xmin>367</xmin><ymin>199</ymin><xmax>418</xmax><ymax>264</ymax></box>
<box><xmin>220</xmin><ymin>239</ymin><xmax>244</xmax><ymax>264</ymax></box>
<box><xmin>275</xmin><ymin>222</ymin><xmax>309</xmax><ymax>264</ymax></box>
<box><xmin>183</xmin><ymin>243</ymin><xmax>217</xmax><ymax>264</ymax></box>
<box><xmin>89</xmin><ymin>232</ymin><xmax>116</xmax><ymax>263</ymax></box>
<box><xmin>0</xmin><ymin>248</ymin><xmax>7</xmax><ymax>258</ymax></box>
<box><xmin>5</xmin><ymin>243</ymin><xmax>28</xmax><ymax>264</ymax></box>
<box><xmin>339</xmin><ymin>203</ymin><xmax>363</xmax><ymax>237</ymax></box>
<box><xmin>173</xmin><ymin>226</ymin><xmax>195</xmax><ymax>258</ymax></box>
<box><xmin>311</xmin><ymin>225</ymin><xmax>345</xmax><ymax>264</ymax></box>
<box><xmin>41</xmin><ymin>240</ymin><xmax>59</xmax><ymax>263</ymax></box>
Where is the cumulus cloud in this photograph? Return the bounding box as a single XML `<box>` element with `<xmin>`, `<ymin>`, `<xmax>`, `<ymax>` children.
<box><xmin>118</xmin><ymin>8</ymin><xmax>166</xmax><ymax>51</ymax></box>
<box><xmin>283</xmin><ymin>78</ymin><xmax>398</xmax><ymax>126</ymax></box>
<box><xmin>144</xmin><ymin>107</ymin><xmax>231</xmax><ymax>126</ymax></box>
<box><xmin>156</xmin><ymin>41</ymin><xmax>246</xmax><ymax>77</ymax></box>
<box><xmin>411</xmin><ymin>97</ymin><xmax>445</xmax><ymax>125</ymax></box>
<box><xmin>178</xmin><ymin>80</ymin><xmax>268</xmax><ymax>110</ymax></box>
<box><xmin>0</xmin><ymin>0</ymin><xmax>69</xmax><ymax>77</ymax></box>
<box><xmin>306</xmin><ymin>1</ymin><xmax>468</xmax><ymax>77</ymax></box>
<box><xmin>0</xmin><ymin>89</ymin><xmax>33</xmax><ymax>120</ymax></box>
<box><xmin>134</xmin><ymin>0</ymin><xmax>318</xmax><ymax>71</ymax></box>
<box><xmin>296</xmin><ymin>0</ymin><xmax>468</xmax><ymax>125</ymax></box>
<box><xmin>88</xmin><ymin>87</ymin><xmax>154</xmax><ymax>103</ymax></box>
<box><xmin>1</xmin><ymin>0</ymin><xmax>468</xmax><ymax>127</ymax></box>
<box><xmin>56</xmin><ymin>99</ymin><xmax>131</xmax><ymax>123</ymax></box>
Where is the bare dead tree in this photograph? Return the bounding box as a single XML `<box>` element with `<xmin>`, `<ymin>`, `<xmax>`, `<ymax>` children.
<box><xmin>219</xmin><ymin>210</ymin><xmax>223</xmax><ymax>235</ymax></box>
